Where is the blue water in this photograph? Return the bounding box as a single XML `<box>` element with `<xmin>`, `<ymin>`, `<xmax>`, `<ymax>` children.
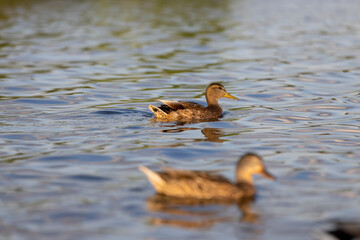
<box><xmin>0</xmin><ymin>0</ymin><xmax>360</xmax><ymax>239</ymax></box>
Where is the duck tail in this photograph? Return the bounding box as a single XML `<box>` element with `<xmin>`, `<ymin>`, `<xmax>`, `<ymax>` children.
<box><xmin>149</xmin><ymin>105</ymin><xmax>167</xmax><ymax>118</ymax></box>
<box><xmin>139</xmin><ymin>166</ymin><xmax>165</xmax><ymax>188</ymax></box>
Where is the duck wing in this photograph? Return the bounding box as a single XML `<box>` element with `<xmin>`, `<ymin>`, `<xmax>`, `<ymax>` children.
<box><xmin>159</xmin><ymin>167</ymin><xmax>242</xmax><ymax>199</ymax></box>
<box><xmin>158</xmin><ymin>100</ymin><xmax>205</xmax><ymax>110</ymax></box>
<box><xmin>179</xmin><ymin>101</ymin><xmax>205</xmax><ymax>109</ymax></box>
<box><xmin>158</xmin><ymin>100</ymin><xmax>186</xmax><ymax>110</ymax></box>
<box><xmin>161</xmin><ymin>167</ymin><xmax>231</xmax><ymax>184</ymax></box>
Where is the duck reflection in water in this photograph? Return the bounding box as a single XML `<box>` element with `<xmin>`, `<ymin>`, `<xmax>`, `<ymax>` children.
<box><xmin>139</xmin><ymin>153</ymin><xmax>275</xmax><ymax>228</ymax></box>
<box><xmin>201</xmin><ymin>127</ymin><xmax>225</xmax><ymax>142</ymax></box>
<box><xmin>161</xmin><ymin>124</ymin><xmax>226</xmax><ymax>143</ymax></box>
<box><xmin>145</xmin><ymin>194</ymin><xmax>257</xmax><ymax>228</ymax></box>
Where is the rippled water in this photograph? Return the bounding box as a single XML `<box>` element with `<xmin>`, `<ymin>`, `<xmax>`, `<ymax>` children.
<box><xmin>1</xmin><ymin>0</ymin><xmax>360</xmax><ymax>239</ymax></box>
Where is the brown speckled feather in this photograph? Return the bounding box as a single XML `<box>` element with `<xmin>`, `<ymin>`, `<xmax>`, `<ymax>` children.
<box><xmin>158</xmin><ymin>100</ymin><xmax>187</xmax><ymax>110</ymax></box>
<box><xmin>153</xmin><ymin>168</ymin><xmax>248</xmax><ymax>200</ymax></box>
<box><xmin>149</xmin><ymin>105</ymin><xmax>221</xmax><ymax>121</ymax></box>
<box><xmin>161</xmin><ymin>167</ymin><xmax>230</xmax><ymax>183</ymax></box>
<box><xmin>158</xmin><ymin>100</ymin><xmax>206</xmax><ymax>110</ymax></box>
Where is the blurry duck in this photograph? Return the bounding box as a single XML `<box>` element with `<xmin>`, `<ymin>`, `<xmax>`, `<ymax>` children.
<box><xmin>327</xmin><ymin>221</ymin><xmax>360</xmax><ymax>240</ymax></box>
<box><xmin>139</xmin><ymin>153</ymin><xmax>275</xmax><ymax>200</ymax></box>
<box><xmin>149</xmin><ymin>83</ymin><xmax>238</xmax><ymax>121</ymax></box>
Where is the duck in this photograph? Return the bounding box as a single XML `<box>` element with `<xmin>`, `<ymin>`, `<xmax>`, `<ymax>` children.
<box><xmin>149</xmin><ymin>83</ymin><xmax>238</xmax><ymax>122</ymax></box>
<box><xmin>327</xmin><ymin>221</ymin><xmax>360</xmax><ymax>240</ymax></box>
<box><xmin>139</xmin><ymin>153</ymin><xmax>275</xmax><ymax>200</ymax></box>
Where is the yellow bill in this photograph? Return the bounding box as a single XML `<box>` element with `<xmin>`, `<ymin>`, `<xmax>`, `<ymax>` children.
<box><xmin>223</xmin><ymin>92</ymin><xmax>239</xmax><ymax>100</ymax></box>
<box><xmin>261</xmin><ymin>169</ymin><xmax>276</xmax><ymax>180</ymax></box>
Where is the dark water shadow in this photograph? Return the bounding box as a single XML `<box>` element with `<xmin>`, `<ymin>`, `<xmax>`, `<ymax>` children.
<box><xmin>64</xmin><ymin>174</ymin><xmax>111</xmax><ymax>182</ymax></box>
<box><xmin>93</xmin><ymin>108</ymin><xmax>153</xmax><ymax>117</ymax></box>
<box><xmin>37</xmin><ymin>154</ymin><xmax>114</xmax><ymax>163</ymax></box>
<box><xmin>145</xmin><ymin>194</ymin><xmax>258</xmax><ymax>229</ymax></box>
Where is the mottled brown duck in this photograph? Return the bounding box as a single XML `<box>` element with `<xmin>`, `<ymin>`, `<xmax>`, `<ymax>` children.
<box><xmin>139</xmin><ymin>153</ymin><xmax>275</xmax><ymax>200</ymax></box>
<box><xmin>149</xmin><ymin>83</ymin><xmax>238</xmax><ymax>121</ymax></box>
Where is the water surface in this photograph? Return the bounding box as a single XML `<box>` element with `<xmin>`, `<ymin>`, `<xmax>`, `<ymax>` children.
<box><xmin>1</xmin><ymin>0</ymin><xmax>360</xmax><ymax>239</ymax></box>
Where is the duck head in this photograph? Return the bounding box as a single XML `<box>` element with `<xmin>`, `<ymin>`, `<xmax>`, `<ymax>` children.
<box><xmin>205</xmin><ymin>83</ymin><xmax>238</xmax><ymax>105</ymax></box>
<box><xmin>235</xmin><ymin>153</ymin><xmax>275</xmax><ymax>185</ymax></box>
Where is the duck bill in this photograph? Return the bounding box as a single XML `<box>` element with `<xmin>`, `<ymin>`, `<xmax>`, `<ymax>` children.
<box><xmin>223</xmin><ymin>92</ymin><xmax>239</xmax><ymax>100</ymax></box>
<box><xmin>261</xmin><ymin>169</ymin><xmax>276</xmax><ymax>180</ymax></box>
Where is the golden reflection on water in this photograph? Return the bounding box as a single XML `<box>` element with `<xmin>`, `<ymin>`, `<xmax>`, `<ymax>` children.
<box><xmin>145</xmin><ymin>194</ymin><xmax>258</xmax><ymax>229</ymax></box>
<box><xmin>201</xmin><ymin>128</ymin><xmax>226</xmax><ymax>143</ymax></box>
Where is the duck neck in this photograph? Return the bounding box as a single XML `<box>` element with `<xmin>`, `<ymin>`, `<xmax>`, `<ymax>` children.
<box><xmin>236</xmin><ymin>171</ymin><xmax>254</xmax><ymax>186</ymax></box>
<box><xmin>206</xmin><ymin>95</ymin><xmax>221</xmax><ymax>108</ymax></box>
<box><xmin>236</xmin><ymin>173</ymin><xmax>255</xmax><ymax>196</ymax></box>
